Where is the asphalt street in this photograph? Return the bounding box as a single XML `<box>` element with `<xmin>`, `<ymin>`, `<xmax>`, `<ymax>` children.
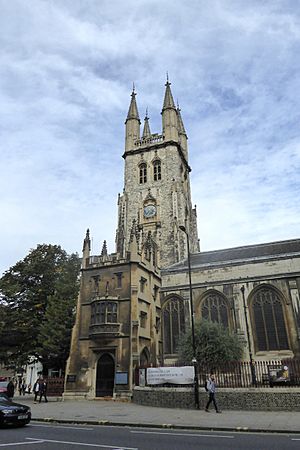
<box><xmin>1</xmin><ymin>422</ymin><xmax>300</xmax><ymax>450</ymax></box>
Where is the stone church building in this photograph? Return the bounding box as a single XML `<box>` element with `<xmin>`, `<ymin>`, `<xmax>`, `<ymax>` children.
<box><xmin>65</xmin><ymin>81</ymin><xmax>300</xmax><ymax>399</ymax></box>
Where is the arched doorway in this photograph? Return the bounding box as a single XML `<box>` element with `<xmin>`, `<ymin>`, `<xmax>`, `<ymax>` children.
<box><xmin>96</xmin><ymin>353</ymin><xmax>115</xmax><ymax>397</ymax></box>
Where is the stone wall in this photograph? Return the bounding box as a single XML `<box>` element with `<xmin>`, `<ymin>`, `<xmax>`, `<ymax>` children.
<box><xmin>133</xmin><ymin>386</ymin><xmax>300</xmax><ymax>411</ymax></box>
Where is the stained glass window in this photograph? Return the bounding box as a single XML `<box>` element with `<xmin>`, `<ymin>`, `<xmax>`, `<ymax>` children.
<box><xmin>251</xmin><ymin>288</ymin><xmax>289</xmax><ymax>351</ymax></box>
<box><xmin>162</xmin><ymin>298</ymin><xmax>185</xmax><ymax>354</ymax></box>
<box><xmin>201</xmin><ymin>292</ymin><xmax>229</xmax><ymax>328</ymax></box>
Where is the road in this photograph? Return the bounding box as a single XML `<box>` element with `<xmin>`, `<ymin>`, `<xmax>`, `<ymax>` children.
<box><xmin>1</xmin><ymin>422</ymin><xmax>300</xmax><ymax>449</ymax></box>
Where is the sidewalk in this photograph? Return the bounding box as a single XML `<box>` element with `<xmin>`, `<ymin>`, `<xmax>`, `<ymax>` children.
<box><xmin>13</xmin><ymin>395</ymin><xmax>300</xmax><ymax>434</ymax></box>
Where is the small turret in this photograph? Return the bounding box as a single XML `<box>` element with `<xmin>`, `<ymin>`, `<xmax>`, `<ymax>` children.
<box><xmin>142</xmin><ymin>109</ymin><xmax>151</xmax><ymax>139</ymax></box>
<box><xmin>161</xmin><ymin>77</ymin><xmax>179</xmax><ymax>142</ymax></box>
<box><xmin>125</xmin><ymin>85</ymin><xmax>141</xmax><ymax>151</ymax></box>
<box><xmin>82</xmin><ymin>228</ymin><xmax>91</xmax><ymax>269</ymax></box>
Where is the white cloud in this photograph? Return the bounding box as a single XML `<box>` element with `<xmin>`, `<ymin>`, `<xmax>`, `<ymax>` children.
<box><xmin>0</xmin><ymin>0</ymin><xmax>299</xmax><ymax>274</ymax></box>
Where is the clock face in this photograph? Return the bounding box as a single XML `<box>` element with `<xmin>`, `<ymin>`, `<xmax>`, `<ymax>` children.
<box><xmin>144</xmin><ymin>204</ymin><xmax>156</xmax><ymax>218</ymax></box>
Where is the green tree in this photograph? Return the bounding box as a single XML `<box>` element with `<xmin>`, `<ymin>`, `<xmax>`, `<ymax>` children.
<box><xmin>0</xmin><ymin>244</ymin><xmax>80</xmax><ymax>371</ymax></box>
<box><xmin>178</xmin><ymin>320</ymin><xmax>244</xmax><ymax>368</ymax></box>
<box><xmin>38</xmin><ymin>253</ymin><xmax>80</xmax><ymax>372</ymax></box>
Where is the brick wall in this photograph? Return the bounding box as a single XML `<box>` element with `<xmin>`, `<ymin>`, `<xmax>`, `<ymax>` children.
<box><xmin>133</xmin><ymin>387</ymin><xmax>300</xmax><ymax>411</ymax></box>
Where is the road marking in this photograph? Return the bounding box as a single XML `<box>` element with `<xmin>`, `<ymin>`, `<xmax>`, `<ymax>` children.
<box><xmin>27</xmin><ymin>438</ymin><xmax>137</xmax><ymax>449</ymax></box>
<box><xmin>130</xmin><ymin>430</ymin><xmax>234</xmax><ymax>439</ymax></box>
<box><xmin>31</xmin><ymin>423</ymin><xmax>94</xmax><ymax>430</ymax></box>
<box><xmin>0</xmin><ymin>441</ymin><xmax>44</xmax><ymax>447</ymax></box>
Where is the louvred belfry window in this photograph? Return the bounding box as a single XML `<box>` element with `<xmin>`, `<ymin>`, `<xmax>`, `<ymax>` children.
<box><xmin>139</xmin><ymin>163</ymin><xmax>147</xmax><ymax>184</ymax></box>
<box><xmin>163</xmin><ymin>298</ymin><xmax>185</xmax><ymax>354</ymax></box>
<box><xmin>251</xmin><ymin>288</ymin><xmax>289</xmax><ymax>351</ymax></box>
<box><xmin>153</xmin><ymin>160</ymin><xmax>161</xmax><ymax>181</ymax></box>
<box><xmin>201</xmin><ymin>292</ymin><xmax>229</xmax><ymax>328</ymax></box>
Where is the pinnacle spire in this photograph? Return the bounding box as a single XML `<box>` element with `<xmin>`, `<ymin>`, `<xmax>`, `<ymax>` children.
<box><xmin>82</xmin><ymin>228</ymin><xmax>91</xmax><ymax>252</ymax></box>
<box><xmin>101</xmin><ymin>240</ymin><xmax>108</xmax><ymax>257</ymax></box>
<box><xmin>126</xmin><ymin>85</ymin><xmax>140</xmax><ymax>122</ymax></box>
<box><xmin>142</xmin><ymin>108</ymin><xmax>151</xmax><ymax>138</ymax></box>
<box><xmin>177</xmin><ymin>102</ymin><xmax>186</xmax><ymax>135</ymax></box>
<box><xmin>162</xmin><ymin>77</ymin><xmax>176</xmax><ymax>110</ymax></box>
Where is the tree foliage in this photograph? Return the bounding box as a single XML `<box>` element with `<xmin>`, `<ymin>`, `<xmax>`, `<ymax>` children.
<box><xmin>178</xmin><ymin>320</ymin><xmax>244</xmax><ymax>368</ymax></box>
<box><xmin>0</xmin><ymin>244</ymin><xmax>81</xmax><ymax>372</ymax></box>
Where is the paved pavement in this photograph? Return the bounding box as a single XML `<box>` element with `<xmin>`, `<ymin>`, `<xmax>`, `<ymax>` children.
<box><xmin>12</xmin><ymin>395</ymin><xmax>300</xmax><ymax>434</ymax></box>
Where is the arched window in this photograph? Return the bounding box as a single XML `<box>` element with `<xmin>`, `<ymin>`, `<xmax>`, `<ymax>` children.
<box><xmin>91</xmin><ymin>301</ymin><xmax>117</xmax><ymax>324</ymax></box>
<box><xmin>200</xmin><ymin>291</ymin><xmax>229</xmax><ymax>328</ymax></box>
<box><xmin>140</xmin><ymin>347</ymin><xmax>150</xmax><ymax>367</ymax></box>
<box><xmin>139</xmin><ymin>163</ymin><xmax>147</xmax><ymax>184</ymax></box>
<box><xmin>162</xmin><ymin>297</ymin><xmax>185</xmax><ymax>354</ymax></box>
<box><xmin>153</xmin><ymin>160</ymin><xmax>161</xmax><ymax>181</ymax></box>
<box><xmin>251</xmin><ymin>287</ymin><xmax>289</xmax><ymax>351</ymax></box>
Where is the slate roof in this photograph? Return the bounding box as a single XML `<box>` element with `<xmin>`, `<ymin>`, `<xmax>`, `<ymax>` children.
<box><xmin>163</xmin><ymin>239</ymin><xmax>300</xmax><ymax>273</ymax></box>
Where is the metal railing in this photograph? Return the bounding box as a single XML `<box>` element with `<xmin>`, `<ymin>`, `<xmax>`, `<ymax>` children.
<box><xmin>47</xmin><ymin>377</ymin><xmax>64</xmax><ymax>396</ymax></box>
<box><xmin>135</xmin><ymin>359</ymin><xmax>300</xmax><ymax>388</ymax></box>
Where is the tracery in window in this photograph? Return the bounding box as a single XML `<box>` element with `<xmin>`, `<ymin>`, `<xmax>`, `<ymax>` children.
<box><xmin>139</xmin><ymin>163</ymin><xmax>147</xmax><ymax>184</ymax></box>
<box><xmin>91</xmin><ymin>301</ymin><xmax>117</xmax><ymax>325</ymax></box>
<box><xmin>162</xmin><ymin>297</ymin><xmax>185</xmax><ymax>354</ymax></box>
<box><xmin>251</xmin><ymin>288</ymin><xmax>289</xmax><ymax>351</ymax></box>
<box><xmin>153</xmin><ymin>160</ymin><xmax>161</xmax><ymax>181</ymax></box>
<box><xmin>201</xmin><ymin>292</ymin><xmax>229</xmax><ymax>328</ymax></box>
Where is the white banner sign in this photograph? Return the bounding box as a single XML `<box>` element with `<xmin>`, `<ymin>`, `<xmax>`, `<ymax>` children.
<box><xmin>146</xmin><ymin>366</ymin><xmax>194</xmax><ymax>385</ymax></box>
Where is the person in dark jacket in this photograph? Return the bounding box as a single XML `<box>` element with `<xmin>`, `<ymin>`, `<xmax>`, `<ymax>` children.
<box><xmin>39</xmin><ymin>379</ymin><xmax>48</xmax><ymax>403</ymax></box>
<box><xmin>33</xmin><ymin>378</ymin><xmax>41</xmax><ymax>402</ymax></box>
<box><xmin>205</xmin><ymin>374</ymin><xmax>221</xmax><ymax>413</ymax></box>
<box><xmin>7</xmin><ymin>380</ymin><xmax>14</xmax><ymax>398</ymax></box>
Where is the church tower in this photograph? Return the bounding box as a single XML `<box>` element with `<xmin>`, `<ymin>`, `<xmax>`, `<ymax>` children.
<box><xmin>116</xmin><ymin>81</ymin><xmax>199</xmax><ymax>268</ymax></box>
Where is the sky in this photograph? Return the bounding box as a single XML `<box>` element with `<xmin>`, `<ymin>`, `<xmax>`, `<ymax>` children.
<box><xmin>1</xmin><ymin>0</ymin><xmax>300</xmax><ymax>275</ymax></box>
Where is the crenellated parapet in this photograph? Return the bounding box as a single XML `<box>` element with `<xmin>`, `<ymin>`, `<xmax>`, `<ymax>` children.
<box><xmin>134</xmin><ymin>133</ymin><xmax>165</xmax><ymax>148</ymax></box>
<box><xmin>87</xmin><ymin>252</ymin><xmax>129</xmax><ymax>268</ymax></box>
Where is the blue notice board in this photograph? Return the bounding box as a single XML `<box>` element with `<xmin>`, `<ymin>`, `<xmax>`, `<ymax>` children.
<box><xmin>115</xmin><ymin>372</ymin><xmax>128</xmax><ymax>385</ymax></box>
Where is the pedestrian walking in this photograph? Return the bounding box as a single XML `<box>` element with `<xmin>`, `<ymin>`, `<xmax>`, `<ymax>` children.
<box><xmin>21</xmin><ymin>378</ymin><xmax>26</xmax><ymax>395</ymax></box>
<box><xmin>33</xmin><ymin>378</ymin><xmax>41</xmax><ymax>402</ymax></box>
<box><xmin>39</xmin><ymin>379</ymin><xmax>48</xmax><ymax>403</ymax></box>
<box><xmin>205</xmin><ymin>373</ymin><xmax>221</xmax><ymax>413</ymax></box>
<box><xmin>7</xmin><ymin>379</ymin><xmax>14</xmax><ymax>398</ymax></box>
<box><xmin>18</xmin><ymin>379</ymin><xmax>22</xmax><ymax>396</ymax></box>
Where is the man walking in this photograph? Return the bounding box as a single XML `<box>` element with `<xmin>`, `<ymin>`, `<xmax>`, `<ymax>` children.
<box><xmin>33</xmin><ymin>378</ymin><xmax>41</xmax><ymax>403</ymax></box>
<box><xmin>205</xmin><ymin>373</ymin><xmax>221</xmax><ymax>413</ymax></box>
<box><xmin>39</xmin><ymin>379</ymin><xmax>48</xmax><ymax>403</ymax></box>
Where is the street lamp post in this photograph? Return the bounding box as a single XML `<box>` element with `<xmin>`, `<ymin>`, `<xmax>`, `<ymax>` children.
<box><xmin>179</xmin><ymin>225</ymin><xmax>200</xmax><ymax>409</ymax></box>
<box><xmin>240</xmin><ymin>286</ymin><xmax>257</xmax><ymax>386</ymax></box>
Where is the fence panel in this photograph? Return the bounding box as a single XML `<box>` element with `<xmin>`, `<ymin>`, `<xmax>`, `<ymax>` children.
<box><xmin>138</xmin><ymin>359</ymin><xmax>300</xmax><ymax>388</ymax></box>
<box><xmin>47</xmin><ymin>377</ymin><xmax>64</xmax><ymax>396</ymax></box>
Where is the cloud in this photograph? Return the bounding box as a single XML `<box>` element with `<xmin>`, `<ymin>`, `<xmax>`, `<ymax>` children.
<box><xmin>0</xmin><ymin>0</ymin><xmax>299</xmax><ymax>274</ymax></box>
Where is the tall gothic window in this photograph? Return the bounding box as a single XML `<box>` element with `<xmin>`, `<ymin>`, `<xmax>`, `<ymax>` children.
<box><xmin>201</xmin><ymin>291</ymin><xmax>229</xmax><ymax>328</ymax></box>
<box><xmin>91</xmin><ymin>302</ymin><xmax>118</xmax><ymax>325</ymax></box>
<box><xmin>153</xmin><ymin>160</ymin><xmax>161</xmax><ymax>181</ymax></box>
<box><xmin>163</xmin><ymin>297</ymin><xmax>185</xmax><ymax>354</ymax></box>
<box><xmin>251</xmin><ymin>287</ymin><xmax>289</xmax><ymax>352</ymax></box>
<box><xmin>139</xmin><ymin>163</ymin><xmax>147</xmax><ymax>184</ymax></box>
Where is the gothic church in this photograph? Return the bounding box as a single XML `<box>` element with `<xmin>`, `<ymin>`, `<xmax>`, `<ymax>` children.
<box><xmin>65</xmin><ymin>81</ymin><xmax>300</xmax><ymax>399</ymax></box>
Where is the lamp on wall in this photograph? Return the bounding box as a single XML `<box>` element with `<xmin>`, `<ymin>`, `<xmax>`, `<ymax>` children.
<box><xmin>241</xmin><ymin>285</ymin><xmax>257</xmax><ymax>386</ymax></box>
<box><xmin>179</xmin><ymin>225</ymin><xmax>199</xmax><ymax>409</ymax></box>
